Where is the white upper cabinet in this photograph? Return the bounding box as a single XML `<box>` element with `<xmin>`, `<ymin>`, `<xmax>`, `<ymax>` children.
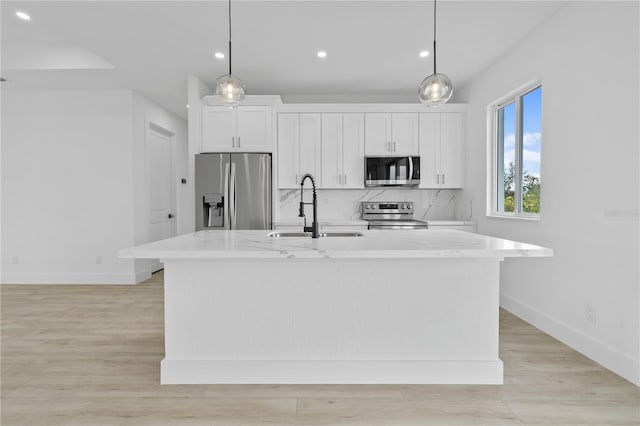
<box><xmin>321</xmin><ymin>113</ymin><xmax>365</xmax><ymax>189</ymax></box>
<box><xmin>202</xmin><ymin>106</ymin><xmax>272</xmax><ymax>153</ymax></box>
<box><xmin>419</xmin><ymin>112</ymin><xmax>465</xmax><ymax>189</ymax></box>
<box><xmin>364</xmin><ymin>113</ymin><xmax>419</xmax><ymax>156</ymax></box>
<box><xmin>277</xmin><ymin>113</ymin><xmax>321</xmax><ymax>189</ymax></box>
<box><xmin>202</xmin><ymin>108</ymin><xmax>234</xmax><ymax>152</ymax></box>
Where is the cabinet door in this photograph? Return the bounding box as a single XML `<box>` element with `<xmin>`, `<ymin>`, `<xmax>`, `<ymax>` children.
<box><xmin>342</xmin><ymin>113</ymin><xmax>365</xmax><ymax>188</ymax></box>
<box><xmin>418</xmin><ymin>113</ymin><xmax>441</xmax><ymax>188</ymax></box>
<box><xmin>391</xmin><ymin>113</ymin><xmax>419</xmax><ymax>155</ymax></box>
<box><xmin>440</xmin><ymin>113</ymin><xmax>464</xmax><ymax>188</ymax></box>
<box><xmin>277</xmin><ymin>114</ymin><xmax>299</xmax><ymax>189</ymax></box>
<box><xmin>236</xmin><ymin>106</ymin><xmax>272</xmax><ymax>152</ymax></box>
<box><xmin>202</xmin><ymin>107</ymin><xmax>234</xmax><ymax>152</ymax></box>
<box><xmin>364</xmin><ymin>113</ymin><xmax>391</xmax><ymax>155</ymax></box>
<box><xmin>321</xmin><ymin>114</ymin><xmax>343</xmax><ymax>189</ymax></box>
<box><xmin>299</xmin><ymin>113</ymin><xmax>322</xmax><ymax>183</ymax></box>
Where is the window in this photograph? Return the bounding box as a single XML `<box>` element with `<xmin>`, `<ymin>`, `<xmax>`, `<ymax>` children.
<box><xmin>490</xmin><ymin>83</ymin><xmax>542</xmax><ymax>218</ymax></box>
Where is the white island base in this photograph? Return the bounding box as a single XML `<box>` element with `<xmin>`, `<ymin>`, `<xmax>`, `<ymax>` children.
<box><xmin>161</xmin><ymin>257</ymin><xmax>502</xmax><ymax>384</ymax></box>
<box><xmin>120</xmin><ymin>229</ymin><xmax>551</xmax><ymax>385</ymax></box>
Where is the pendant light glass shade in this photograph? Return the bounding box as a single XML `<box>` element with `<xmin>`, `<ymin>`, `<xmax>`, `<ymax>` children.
<box><xmin>215</xmin><ymin>74</ymin><xmax>246</xmax><ymax>106</ymax></box>
<box><xmin>215</xmin><ymin>0</ymin><xmax>245</xmax><ymax>106</ymax></box>
<box><xmin>418</xmin><ymin>0</ymin><xmax>453</xmax><ymax>107</ymax></box>
<box><xmin>419</xmin><ymin>72</ymin><xmax>453</xmax><ymax>106</ymax></box>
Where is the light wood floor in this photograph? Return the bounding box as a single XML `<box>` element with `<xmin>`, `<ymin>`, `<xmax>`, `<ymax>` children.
<box><xmin>2</xmin><ymin>271</ymin><xmax>638</xmax><ymax>425</ymax></box>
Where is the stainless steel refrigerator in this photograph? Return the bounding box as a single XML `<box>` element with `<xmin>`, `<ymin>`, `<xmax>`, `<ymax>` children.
<box><xmin>195</xmin><ymin>153</ymin><xmax>272</xmax><ymax>231</ymax></box>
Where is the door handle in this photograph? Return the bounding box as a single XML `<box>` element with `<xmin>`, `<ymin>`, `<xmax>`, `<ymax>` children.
<box><xmin>168</xmin><ymin>213</ymin><xmax>174</xmax><ymax>219</ymax></box>
<box><xmin>223</xmin><ymin>162</ymin><xmax>230</xmax><ymax>229</ymax></box>
<box><xmin>230</xmin><ymin>162</ymin><xmax>237</xmax><ymax>229</ymax></box>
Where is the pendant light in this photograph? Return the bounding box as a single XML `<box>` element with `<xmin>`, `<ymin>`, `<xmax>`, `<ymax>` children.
<box><xmin>214</xmin><ymin>0</ymin><xmax>246</xmax><ymax>106</ymax></box>
<box><xmin>419</xmin><ymin>0</ymin><xmax>453</xmax><ymax>106</ymax></box>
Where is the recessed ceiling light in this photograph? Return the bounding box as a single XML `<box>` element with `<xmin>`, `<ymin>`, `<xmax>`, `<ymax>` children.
<box><xmin>419</xmin><ymin>50</ymin><xmax>430</xmax><ymax>58</ymax></box>
<box><xmin>214</xmin><ymin>52</ymin><xmax>225</xmax><ymax>60</ymax></box>
<box><xmin>317</xmin><ymin>51</ymin><xmax>327</xmax><ymax>59</ymax></box>
<box><xmin>16</xmin><ymin>11</ymin><xmax>31</xmax><ymax>21</ymax></box>
<box><xmin>186</xmin><ymin>104</ymin><xmax>190</xmax><ymax>109</ymax></box>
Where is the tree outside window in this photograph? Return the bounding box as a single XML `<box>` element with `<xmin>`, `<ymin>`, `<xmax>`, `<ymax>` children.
<box><xmin>494</xmin><ymin>85</ymin><xmax>541</xmax><ymax>216</ymax></box>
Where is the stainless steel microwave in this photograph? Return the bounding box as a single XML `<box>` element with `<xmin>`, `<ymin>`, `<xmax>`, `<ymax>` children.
<box><xmin>365</xmin><ymin>156</ymin><xmax>420</xmax><ymax>187</ymax></box>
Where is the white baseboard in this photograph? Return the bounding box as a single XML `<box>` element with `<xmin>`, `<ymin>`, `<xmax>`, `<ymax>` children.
<box><xmin>1</xmin><ymin>272</ymin><xmax>138</xmax><ymax>285</ymax></box>
<box><xmin>160</xmin><ymin>359</ymin><xmax>504</xmax><ymax>385</ymax></box>
<box><xmin>135</xmin><ymin>269</ymin><xmax>152</xmax><ymax>284</ymax></box>
<box><xmin>500</xmin><ymin>293</ymin><xmax>640</xmax><ymax>387</ymax></box>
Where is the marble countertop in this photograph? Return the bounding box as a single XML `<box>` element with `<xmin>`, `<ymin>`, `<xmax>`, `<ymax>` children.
<box><xmin>119</xmin><ymin>230</ymin><xmax>552</xmax><ymax>260</ymax></box>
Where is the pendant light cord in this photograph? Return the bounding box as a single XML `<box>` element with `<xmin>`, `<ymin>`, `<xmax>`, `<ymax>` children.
<box><xmin>228</xmin><ymin>0</ymin><xmax>232</xmax><ymax>75</ymax></box>
<box><xmin>433</xmin><ymin>0</ymin><xmax>437</xmax><ymax>75</ymax></box>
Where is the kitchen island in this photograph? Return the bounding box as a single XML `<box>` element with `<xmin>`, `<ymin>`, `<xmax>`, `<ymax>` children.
<box><xmin>119</xmin><ymin>230</ymin><xmax>552</xmax><ymax>385</ymax></box>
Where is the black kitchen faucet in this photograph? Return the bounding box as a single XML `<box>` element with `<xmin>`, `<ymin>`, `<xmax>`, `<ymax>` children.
<box><xmin>298</xmin><ymin>173</ymin><xmax>319</xmax><ymax>238</ymax></box>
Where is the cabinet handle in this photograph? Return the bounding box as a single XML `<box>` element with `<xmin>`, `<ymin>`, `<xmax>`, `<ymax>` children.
<box><xmin>387</xmin><ymin>141</ymin><xmax>391</xmax><ymax>152</ymax></box>
<box><xmin>393</xmin><ymin>141</ymin><xmax>396</xmax><ymax>152</ymax></box>
<box><xmin>232</xmin><ymin>136</ymin><xmax>235</xmax><ymax>147</ymax></box>
<box><xmin>337</xmin><ymin>174</ymin><xmax>341</xmax><ymax>185</ymax></box>
<box><xmin>442</xmin><ymin>174</ymin><xmax>445</xmax><ymax>185</ymax></box>
<box><xmin>237</xmin><ymin>137</ymin><xmax>241</xmax><ymax>148</ymax></box>
<box><xmin>344</xmin><ymin>174</ymin><xmax>347</xmax><ymax>185</ymax></box>
<box><xmin>436</xmin><ymin>174</ymin><xmax>440</xmax><ymax>184</ymax></box>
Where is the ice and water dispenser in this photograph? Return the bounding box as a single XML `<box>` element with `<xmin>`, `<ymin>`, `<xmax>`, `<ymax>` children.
<box><xmin>202</xmin><ymin>193</ymin><xmax>224</xmax><ymax>228</ymax></box>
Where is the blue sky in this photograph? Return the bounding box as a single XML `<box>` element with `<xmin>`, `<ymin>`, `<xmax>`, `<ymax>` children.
<box><xmin>502</xmin><ymin>87</ymin><xmax>542</xmax><ymax>178</ymax></box>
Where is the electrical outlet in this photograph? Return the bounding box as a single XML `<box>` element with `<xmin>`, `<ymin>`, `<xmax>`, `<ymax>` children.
<box><xmin>12</xmin><ymin>256</ymin><xmax>19</xmax><ymax>264</ymax></box>
<box><xmin>96</xmin><ymin>256</ymin><xmax>102</xmax><ymax>265</ymax></box>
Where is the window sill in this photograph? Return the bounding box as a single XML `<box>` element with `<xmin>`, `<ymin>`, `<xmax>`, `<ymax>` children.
<box><xmin>486</xmin><ymin>214</ymin><xmax>541</xmax><ymax>221</ymax></box>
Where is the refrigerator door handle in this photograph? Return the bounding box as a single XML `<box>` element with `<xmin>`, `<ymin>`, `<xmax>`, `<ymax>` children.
<box><xmin>223</xmin><ymin>162</ymin><xmax>230</xmax><ymax>229</ymax></box>
<box><xmin>230</xmin><ymin>162</ymin><xmax>237</xmax><ymax>229</ymax></box>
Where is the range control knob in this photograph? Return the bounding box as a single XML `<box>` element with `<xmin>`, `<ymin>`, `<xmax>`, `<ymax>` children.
<box><xmin>400</xmin><ymin>204</ymin><xmax>405</xmax><ymax>209</ymax></box>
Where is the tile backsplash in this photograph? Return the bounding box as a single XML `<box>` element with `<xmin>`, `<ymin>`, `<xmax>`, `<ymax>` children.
<box><xmin>277</xmin><ymin>189</ymin><xmax>458</xmax><ymax>222</ymax></box>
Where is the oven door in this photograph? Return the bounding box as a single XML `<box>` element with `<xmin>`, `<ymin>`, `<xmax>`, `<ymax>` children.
<box><xmin>365</xmin><ymin>156</ymin><xmax>420</xmax><ymax>187</ymax></box>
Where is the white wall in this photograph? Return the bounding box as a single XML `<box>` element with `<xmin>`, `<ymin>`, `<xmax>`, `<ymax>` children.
<box><xmin>456</xmin><ymin>2</ymin><xmax>639</xmax><ymax>385</ymax></box>
<box><xmin>1</xmin><ymin>89</ymin><xmax>188</xmax><ymax>284</ymax></box>
<box><xmin>131</xmin><ymin>92</ymin><xmax>188</xmax><ymax>282</ymax></box>
<box><xmin>1</xmin><ymin>90</ymin><xmax>136</xmax><ymax>283</ymax></box>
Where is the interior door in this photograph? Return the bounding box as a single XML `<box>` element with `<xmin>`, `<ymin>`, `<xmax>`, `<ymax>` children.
<box><xmin>148</xmin><ymin>123</ymin><xmax>175</xmax><ymax>272</ymax></box>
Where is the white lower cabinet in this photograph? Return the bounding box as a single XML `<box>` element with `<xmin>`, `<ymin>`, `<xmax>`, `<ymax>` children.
<box><xmin>277</xmin><ymin>113</ymin><xmax>321</xmax><ymax>189</ymax></box>
<box><xmin>419</xmin><ymin>112</ymin><xmax>465</xmax><ymax>189</ymax></box>
<box><xmin>321</xmin><ymin>113</ymin><xmax>365</xmax><ymax>189</ymax></box>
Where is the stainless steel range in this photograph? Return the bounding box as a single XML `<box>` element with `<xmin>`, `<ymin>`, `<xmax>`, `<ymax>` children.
<box><xmin>361</xmin><ymin>201</ymin><xmax>429</xmax><ymax>230</ymax></box>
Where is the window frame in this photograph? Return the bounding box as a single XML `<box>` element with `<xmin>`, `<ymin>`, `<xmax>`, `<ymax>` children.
<box><xmin>487</xmin><ymin>81</ymin><xmax>542</xmax><ymax>220</ymax></box>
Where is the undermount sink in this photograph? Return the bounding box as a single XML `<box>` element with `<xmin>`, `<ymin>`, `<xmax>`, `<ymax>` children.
<box><xmin>268</xmin><ymin>231</ymin><xmax>363</xmax><ymax>238</ymax></box>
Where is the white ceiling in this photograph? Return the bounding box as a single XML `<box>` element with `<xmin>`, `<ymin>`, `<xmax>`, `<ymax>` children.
<box><xmin>1</xmin><ymin>1</ymin><xmax>566</xmax><ymax>118</ymax></box>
